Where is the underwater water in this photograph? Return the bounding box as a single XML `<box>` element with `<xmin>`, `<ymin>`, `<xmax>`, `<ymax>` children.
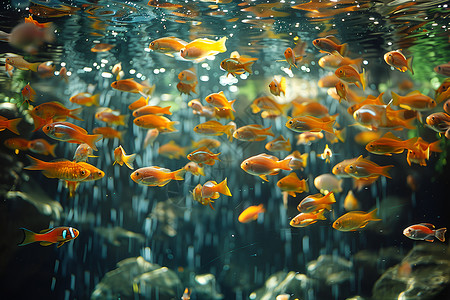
<box><xmin>1</xmin><ymin>0</ymin><xmax>450</xmax><ymax>299</ymax></box>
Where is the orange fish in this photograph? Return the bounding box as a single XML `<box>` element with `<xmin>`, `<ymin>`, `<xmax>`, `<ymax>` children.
<box><xmin>158</xmin><ymin>140</ymin><xmax>187</xmax><ymax>159</ymax></box>
<box><xmin>312</xmin><ymin>36</ymin><xmax>347</xmax><ymax>55</ymax></box>
<box><xmin>233</xmin><ymin>124</ymin><xmax>274</xmax><ymax>142</ymax></box>
<box><xmin>220</xmin><ymin>58</ymin><xmax>255</xmax><ymax>77</ymax></box>
<box><xmin>296</xmin><ymin>132</ymin><xmax>324</xmax><ymax>145</ymax></box>
<box><xmin>42</xmin><ymin>122</ymin><xmax>102</xmax><ymax>151</ymax></box>
<box><xmin>191</xmin><ymin>138</ymin><xmax>221</xmax><ymax>149</ymax></box>
<box><xmin>333</xmin><ymin>209</ymin><xmax>381</xmax><ymax>231</ymax></box>
<box><xmin>177</xmin><ymin>81</ymin><xmax>197</xmax><ymax>95</ymax></box>
<box><xmin>91</xmin><ymin>43</ymin><xmax>115</xmax><ymax>52</ymax></box>
<box><xmin>93</xmin><ymin>127</ymin><xmax>124</xmax><ymax>142</ymax></box>
<box><xmin>403</xmin><ymin>223</ymin><xmax>446</xmax><ymax>242</ymax></box>
<box><xmin>265</xmin><ymin>135</ymin><xmax>291</xmax><ymax>152</ymax></box>
<box><xmin>4</xmin><ymin>137</ymin><xmax>29</xmax><ymax>153</ymax></box>
<box><xmin>425</xmin><ymin>112</ymin><xmax>450</xmax><ymax>134</ymax></box>
<box><xmin>277</xmin><ymin>172</ymin><xmax>309</xmax><ymax>197</ymax></box>
<box><xmin>284</xmin><ymin>151</ymin><xmax>308</xmax><ymax>170</ymax></box>
<box><xmin>187</xmin><ymin>147</ymin><xmax>221</xmax><ymax>166</ymax></box>
<box><xmin>134</xmin><ymin>115</ymin><xmax>178</xmax><ymax>132</ymax></box>
<box><xmin>95</xmin><ymin>109</ymin><xmax>128</xmax><ymax>126</ymax></box>
<box><xmin>31</xmin><ymin>101</ymin><xmax>83</xmax><ymax>121</ymax></box>
<box><xmin>178</xmin><ymin>68</ymin><xmax>197</xmax><ymax>84</ymax></box>
<box><xmin>113</xmin><ymin>145</ymin><xmax>136</xmax><ymax>169</ymax></box>
<box><xmin>291</xmin><ymin>101</ymin><xmax>329</xmax><ymax>118</ymax></box>
<box><xmin>181</xmin><ymin>288</ymin><xmax>191</xmax><ymax>300</ymax></box>
<box><xmin>128</xmin><ymin>96</ymin><xmax>149</xmax><ymax>111</ymax></box>
<box><xmin>297</xmin><ymin>192</ymin><xmax>335</xmax><ymax>213</ymax></box>
<box><xmin>250</xmin><ymin>96</ymin><xmax>289</xmax><ymax>115</ymax></box>
<box><xmin>353</xmin><ymin>104</ymin><xmax>416</xmax><ymax>131</ymax></box>
<box><xmin>205</xmin><ymin>91</ymin><xmax>236</xmax><ymax>111</ymax></box>
<box><xmin>19</xmin><ymin>226</ymin><xmax>79</xmax><ymax>248</ymax></box>
<box><xmin>5</xmin><ymin>56</ymin><xmax>40</xmax><ymax>72</ymax></box>
<box><xmin>318</xmin><ymin>74</ymin><xmax>340</xmax><ymax>88</ymax></box>
<box><xmin>111</xmin><ymin>79</ymin><xmax>155</xmax><ymax>97</ymax></box>
<box><xmin>73</xmin><ymin>144</ymin><xmax>97</xmax><ymax>162</ymax></box>
<box><xmin>384</xmin><ymin>50</ymin><xmax>413</xmax><ymax>74</ymax></box>
<box><xmin>283</xmin><ymin>47</ymin><xmax>304</xmax><ymax>70</ymax></box>
<box><xmin>365</xmin><ymin>132</ymin><xmax>418</xmax><ymax>155</ymax></box>
<box><xmin>149</xmin><ymin>36</ymin><xmax>187</xmax><ymax>56</ymax></box>
<box><xmin>318</xmin><ymin>52</ymin><xmax>362</xmax><ymax>70</ymax></box>
<box><xmin>58</xmin><ymin>66</ymin><xmax>69</xmax><ymax>83</ymax></box>
<box><xmin>344</xmin><ymin>190</ymin><xmax>359</xmax><ymax>211</ymax></box>
<box><xmin>286</xmin><ymin>116</ymin><xmax>335</xmax><ymax>134</ymax></box>
<box><xmin>332</xmin><ymin>158</ymin><xmax>358</xmax><ymax>178</ymax></box>
<box><xmin>238</xmin><ymin>204</ymin><xmax>265</xmax><ymax>223</ymax></box>
<box><xmin>317</xmin><ymin>144</ymin><xmax>332</xmax><ymax>163</ymax></box>
<box><xmin>391</xmin><ymin>91</ymin><xmax>436</xmax><ymax>111</ymax></box>
<box><xmin>193</xmin><ymin>120</ymin><xmax>235</xmax><ymax>141</ymax></box>
<box><xmin>37</xmin><ymin>61</ymin><xmax>56</xmax><ymax>78</ymax></box>
<box><xmin>192</xmin><ymin>183</ymin><xmax>219</xmax><ymax>210</ymax></box>
<box><xmin>269</xmin><ymin>77</ymin><xmax>286</xmax><ymax>96</ymax></box>
<box><xmin>24</xmin><ymin>155</ymin><xmax>91</xmax><ymax>181</ymax></box>
<box><xmin>183</xmin><ymin>162</ymin><xmax>205</xmax><ymax>176</ymax></box>
<box><xmin>434</xmin><ymin>63</ymin><xmax>450</xmax><ymax>77</ymax></box>
<box><xmin>69</xmin><ymin>93</ymin><xmax>100</xmax><ymax>107</ymax></box>
<box><xmin>347</xmin><ymin>93</ymin><xmax>385</xmax><ymax>115</ymax></box>
<box><xmin>335</xmin><ymin>65</ymin><xmax>366</xmax><ymax>90</ymax></box>
<box><xmin>21</xmin><ymin>83</ymin><xmax>36</xmax><ymax>105</ymax></box>
<box><xmin>4</xmin><ymin>61</ymin><xmax>14</xmax><ymax>77</ymax></box>
<box><xmin>344</xmin><ymin>156</ymin><xmax>394</xmax><ymax>179</ymax></box>
<box><xmin>354</xmin><ymin>131</ymin><xmax>382</xmax><ymax>146</ymax></box>
<box><xmin>0</xmin><ymin>116</ymin><xmax>21</xmax><ymax>135</ymax></box>
<box><xmin>180</xmin><ymin>37</ymin><xmax>227</xmax><ymax>61</ymax></box>
<box><xmin>28</xmin><ymin>138</ymin><xmax>57</xmax><ymax>157</ymax></box>
<box><xmin>130</xmin><ymin>166</ymin><xmax>185</xmax><ymax>187</ymax></box>
<box><xmin>132</xmin><ymin>105</ymin><xmax>172</xmax><ymax>118</ymax></box>
<box><xmin>290</xmin><ymin>210</ymin><xmax>326</xmax><ymax>228</ymax></box>
<box><xmin>201</xmin><ymin>178</ymin><xmax>231</xmax><ymax>199</ymax></box>
<box><xmin>65</xmin><ymin>163</ymin><xmax>104</xmax><ymax>197</ymax></box>
<box><xmin>144</xmin><ymin>128</ymin><xmax>159</xmax><ymax>148</ymax></box>
<box><xmin>335</xmin><ymin>81</ymin><xmax>347</xmax><ymax>103</ymax></box>
<box><xmin>436</xmin><ymin>87</ymin><xmax>450</xmax><ymax>104</ymax></box>
<box><xmin>241</xmin><ymin>153</ymin><xmax>292</xmax><ymax>182</ymax></box>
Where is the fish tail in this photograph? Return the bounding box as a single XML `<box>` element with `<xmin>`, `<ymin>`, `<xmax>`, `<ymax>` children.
<box><xmin>217</xmin><ymin>178</ymin><xmax>232</xmax><ymax>196</ymax></box>
<box><xmin>18</xmin><ymin>228</ymin><xmax>37</xmax><ymax>246</ymax></box>
<box><xmin>85</xmin><ymin>134</ymin><xmax>102</xmax><ymax>151</ymax></box>
<box><xmin>391</xmin><ymin>91</ymin><xmax>400</xmax><ymax>106</ymax></box>
<box><xmin>339</xmin><ymin>43</ymin><xmax>348</xmax><ymax>56</ymax></box>
<box><xmin>380</xmin><ymin>165</ymin><xmax>394</xmax><ymax>179</ymax></box>
<box><xmin>352</xmin><ymin>58</ymin><xmax>363</xmax><ymax>71</ymax></box>
<box><xmin>322</xmin><ymin>120</ymin><xmax>336</xmax><ymax>134</ymax></box>
<box><xmin>335</xmin><ymin>127</ymin><xmax>346</xmax><ymax>143</ymax></box>
<box><xmin>316</xmin><ymin>209</ymin><xmax>327</xmax><ymax>220</ymax></box>
<box><xmin>279</xmin><ymin>77</ymin><xmax>287</xmax><ymax>96</ymax></box>
<box><xmin>265</xmin><ymin>125</ymin><xmax>275</xmax><ymax>137</ymax></box>
<box><xmin>278</xmin><ymin>158</ymin><xmax>292</xmax><ymax>171</ymax></box>
<box><xmin>300</xmin><ymin>153</ymin><xmax>308</xmax><ymax>168</ymax></box>
<box><xmin>215</xmin><ymin>36</ymin><xmax>227</xmax><ymax>53</ymax></box>
<box><xmin>92</xmin><ymin>94</ymin><xmax>100</xmax><ymax>106</ymax></box>
<box><xmin>28</xmin><ymin>62</ymin><xmax>40</xmax><ymax>72</ymax></box>
<box><xmin>225</xmin><ymin>124</ymin><xmax>235</xmax><ymax>141</ymax></box>
<box><xmin>66</xmin><ymin>180</ymin><xmax>79</xmax><ymax>198</ymax></box>
<box><xmin>124</xmin><ymin>153</ymin><xmax>136</xmax><ymax>170</ymax></box>
<box><xmin>118</xmin><ymin>130</ymin><xmax>126</xmax><ymax>143</ymax></box>
<box><xmin>162</xmin><ymin>106</ymin><xmax>172</xmax><ymax>115</ymax></box>
<box><xmin>324</xmin><ymin>191</ymin><xmax>336</xmax><ymax>204</ymax></box>
<box><xmin>303</xmin><ymin>180</ymin><xmax>309</xmax><ymax>193</ymax></box>
<box><xmin>198</xmin><ymin>166</ymin><xmax>205</xmax><ymax>176</ymax></box>
<box><xmin>213</xmin><ymin>152</ymin><xmax>221</xmax><ymax>161</ymax></box>
<box><xmin>243</xmin><ymin>61</ymin><xmax>255</xmax><ymax>74</ymax></box>
<box><xmin>429</xmin><ymin>140</ymin><xmax>442</xmax><ymax>153</ymax></box>
<box><xmin>24</xmin><ymin>155</ymin><xmax>47</xmax><ymax>170</ymax></box>
<box><xmin>191</xmin><ymin>83</ymin><xmax>198</xmax><ymax>94</ymax></box>
<box><xmin>367</xmin><ymin>208</ymin><xmax>382</xmax><ymax>221</ymax></box>
<box><xmin>360</xmin><ymin>68</ymin><xmax>366</xmax><ymax>91</ymax></box>
<box><xmin>119</xmin><ymin>115</ymin><xmax>129</xmax><ymax>127</ymax></box>
<box><xmin>229</xmin><ymin>99</ymin><xmax>236</xmax><ymax>112</ymax></box>
<box><xmin>172</xmin><ymin>168</ymin><xmax>186</xmax><ymax>181</ymax></box>
<box><xmin>6</xmin><ymin>118</ymin><xmax>21</xmax><ymax>135</ymax></box>
<box><xmin>48</xmin><ymin>143</ymin><xmax>57</xmax><ymax>157</ymax></box>
<box><xmin>435</xmin><ymin>228</ymin><xmax>447</xmax><ymax>242</ymax></box>
<box><xmin>407</xmin><ymin>56</ymin><xmax>414</xmax><ymax>75</ymax></box>
<box><xmin>166</xmin><ymin>121</ymin><xmax>179</xmax><ymax>132</ymax></box>
<box><xmin>69</xmin><ymin>107</ymin><xmax>84</xmax><ymax>121</ymax></box>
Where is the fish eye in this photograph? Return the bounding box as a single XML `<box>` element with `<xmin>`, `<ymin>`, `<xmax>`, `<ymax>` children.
<box><xmin>135</xmin><ymin>172</ymin><xmax>139</xmax><ymax>176</ymax></box>
<box><xmin>438</xmin><ymin>66</ymin><xmax>441</xmax><ymax>71</ymax></box>
<box><xmin>389</xmin><ymin>54</ymin><xmax>392</xmax><ymax>57</ymax></box>
<box><xmin>349</xmin><ymin>166</ymin><xmax>353</xmax><ymax>169</ymax></box>
<box><xmin>339</xmin><ymin>70</ymin><xmax>343</xmax><ymax>74</ymax></box>
<box><xmin>81</xmin><ymin>170</ymin><xmax>86</xmax><ymax>175</ymax></box>
<box><xmin>289</xmin><ymin>120</ymin><xmax>293</xmax><ymax>124</ymax></box>
<box><xmin>431</xmin><ymin>116</ymin><xmax>435</xmax><ymax>121</ymax></box>
<box><xmin>45</xmin><ymin>126</ymin><xmax>50</xmax><ymax>131</ymax></box>
<box><xmin>245</xmin><ymin>162</ymin><xmax>248</xmax><ymax>165</ymax></box>
<box><xmin>369</xmin><ymin>145</ymin><xmax>374</xmax><ymax>148</ymax></box>
<box><xmin>98</xmin><ymin>172</ymin><xmax>102</xmax><ymax>176</ymax></box>
<box><xmin>150</xmin><ymin>42</ymin><xmax>154</xmax><ymax>46</ymax></box>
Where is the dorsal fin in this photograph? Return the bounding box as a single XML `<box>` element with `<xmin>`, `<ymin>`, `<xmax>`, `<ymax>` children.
<box><xmin>325</xmin><ymin>35</ymin><xmax>340</xmax><ymax>44</ymax></box>
<box><xmin>383</xmin><ymin>132</ymin><xmax>401</xmax><ymax>140</ymax></box>
<box><xmin>39</xmin><ymin>228</ymin><xmax>53</xmax><ymax>233</ymax></box>
<box><xmin>406</xmin><ymin>90</ymin><xmax>422</xmax><ymax>96</ymax></box>
<box><xmin>286</xmin><ymin>172</ymin><xmax>299</xmax><ymax>179</ymax></box>
<box><xmin>419</xmin><ymin>223</ymin><xmax>435</xmax><ymax>229</ymax></box>
<box><xmin>195</xmin><ymin>146</ymin><xmax>210</xmax><ymax>152</ymax></box>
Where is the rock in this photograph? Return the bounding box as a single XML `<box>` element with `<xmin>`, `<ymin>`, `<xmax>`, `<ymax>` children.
<box><xmin>192</xmin><ymin>273</ymin><xmax>224</xmax><ymax>300</ymax></box>
<box><xmin>372</xmin><ymin>244</ymin><xmax>450</xmax><ymax>300</ymax></box>
<box><xmin>307</xmin><ymin>255</ymin><xmax>353</xmax><ymax>285</ymax></box>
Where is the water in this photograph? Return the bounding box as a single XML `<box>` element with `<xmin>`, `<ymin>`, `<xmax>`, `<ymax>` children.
<box><xmin>0</xmin><ymin>1</ymin><xmax>449</xmax><ymax>300</ymax></box>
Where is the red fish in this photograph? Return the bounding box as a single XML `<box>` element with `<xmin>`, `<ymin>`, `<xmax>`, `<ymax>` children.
<box><xmin>19</xmin><ymin>226</ymin><xmax>79</xmax><ymax>247</ymax></box>
<box><xmin>0</xmin><ymin>116</ymin><xmax>21</xmax><ymax>135</ymax></box>
<box><xmin>403</xmin><ymin>224</ymin><xmax>446</xmax><ymax>242</ymax></box>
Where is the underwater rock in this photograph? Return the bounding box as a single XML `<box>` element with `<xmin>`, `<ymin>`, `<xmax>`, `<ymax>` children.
<box><xmin>372</xmin><ymin>244</ymin><xmax>450</xmax><ymax>300</ymax></box>
<box><xmin>307</xmin><ymin>255</ymin><xmax>354</xmax><ymax>285</ymax></box>
<box><xmin>191</xmin><ymin>273</ymin><xmax>224</xmax><ymax>300</ymax></box>
<box><xmin>94</xmin><ymin>226</ymin><xmax>145</xmax><ymax>246</ymax></box>
<box><xmin>249</xmin><ymin>271</ymin><xmax>314</xmax><ymax>300</ymax></box>
<box><xmin>148</xmin><ymin>198</ymin><xmax>186</xmax><ymax>237</ymax></box>
<box><xmin>91</xmin><ymin>256</ymin><xmax>183</xmax><ymax>299</ymax></box>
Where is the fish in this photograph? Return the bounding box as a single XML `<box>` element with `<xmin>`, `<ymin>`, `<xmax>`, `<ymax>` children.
<box><xmin>353</xmin><ymin>104</ymin><xmax>416</xmax><ymax>131</ymax></box>
<box><xmin>436</xmin><ymin>87</ymin><xmax>450</xmax><ymax>104</ymax></box>
<box><xmin>434</xmin><ymin>62</ymin><xmax>450</xmax><ymax>76</ymax></box>
<box><xmin>42</xmin><ymin>122</ymin><xmax>102</xmax><ymax>151</ymax></box>
<box><xmin>284</xmin><ymin>151</ymin><xmax>308</xmax><ymax>170</ymax></box>
<box><xmin>180</xmin><ymin>36</ymin><xmax>227</xmax><ymax>61</ymax></box>
<box><xmin>134</xmin><ymin>115</ymin><xmax>178</xmax><ymax>132</ymax></box>
<box><xmin>286</xmin><ymin>116</ymin><xmax>335</xmax><ymax>134</ymax></box>
<box><xmin>384</xmin><ymin>50</ymin><xmax>413</xmax><ymax>74</ymax></box>
<box><xmin>113</xmin><ymin>145</ymin><xmax>136</xmax><ymax>170</ymax></box>
<box><xmin>332</xmin><ymin>209</ymin><xmax>381</xmax><ymax>231</ymax></box>
<box><xmin>233</xmin><ymin>124</ymin><xmax>274</xmax><ymax>142</ymax></box>
<box><xmin>344</xmin><ymin>190</ymin><xmax>359</xmax><ymax>211</ymax></box>
<box><xmin>58</xmin><ymin>66</ymin><xmax>69</xmax><ymax>83</ymax></box>
<box><xmin>220</xmin><ymin>58</ymin><xmax>255</xmax><ymax>77</ymax></box>
<box><xmin>425</xmin><ymin>112</ymin><xmax>450</xmax><ymax>134</ymax></box>
<box><xmin>365</xmin><ymin>132</ymin><xmax>418</xmax><ymax>155</ymax></box>
<box><xmin>187</xmin><ymin>146</ymin><xmax>221</xmax><ymax>166</ymax></box>
<box><xmin>205</xmin><ymin>91</ymin><xmax>236</xmax><ymax>111</ymax></box>
<box><xmin>314</xmin><ymin>174</ymin><xmax>343</xmax><ymax>194</ymax></box>
<box><xmin>19</xmin><ymin>227</ymin><xmax>79</xmax><ymax>248</ymax></box>
<box><xmin>283</xmin><ymin>47</ymin><xmax>304</xmax><ymax>70</ymax></box>
<box><xmin>183</xmin><ymin>162</ymin><xmax>205</xmax><ymax>176</ymax></box>
<box><xmin>201</xmin><ymin>178</ymin><xmax>232</xmax><ymax>199</ymax></box>
<box><xmin>31</xmin><ymin>101</ymin><xmax>83</xmax><ymax>121</ymax></box>
<box><xmin>37</xmin><ymin>61</ymin><xmax>56</xmax><ymax>78</ymax></box>
<box><xmin>269</xmin><ymin>77</ymin><xmax>286</xmax><ymax>96</ymax></box>
<box><xmin>132</xmin><ymin>105</ymin><xmax>172</xmax><ymax>117</ymax></box>
<box><xmin>391</xmin><ymin>91</ymin><xmax>436</xmax><ymax>111</ymax></box>
<box><xmin>21</xmin><ymin>83</ymin><xmax>36</xmax><ymax>105</ymax></box>
<box><xmin>296</xmin><ymin>132</ymin><xmax>324</xmax><ymax>145</ymax></box>
<box><xmin>158</xmin><ymin>141</ymin><xmax>187</xmax><ymax>159</ymax></box>
<box><xmin>403</xmin><ymin>223</ymin><xmax>446</xmax><ymax>242</ymax></box>
<box><xmin>238</xmin><ymin>204</ymin><xmax>265</xmax><ymax>223</ymax></box>
<box><xmin>144</xmin><ymin>129</ymin><xmax>159</xmax><ymax>147</ymax></box>
<box><xmin>91</xmin><ymin>43</ymin><xmax>115</xmax><ymax>52</ymax></box>
<box><xmin>4</xmin><ymin>137</ymin><xmax>30</xmax><ymax>153</ymax></box>
<box><xmin>335</xmin><ymin>65</ymin><xmax>366</xmax><ymax>90</ymax></box>
<box><xmin>95</xmin><ymin>108</ymin><xmax>128</xmax><ymax>126</ymax></box>
<box><xmin>318</xmin><ymin>74</ymin><xmax>340</xmax><ymax>88</ymax></box>
<box><xmin>354</xmin><ymin>131</ymin><xmax>382</xmax><ymax>146</ymax></box>
<box><xmin>193</xmin><ymin>120</ymin><xmax>236</xmax><ymax>141</ymax></box>
<box><xmin>250</xmin><ymin>96</ymin><xmax>289</xmax><ymax>115</ymax></box>
<box><xmin>192</xmin><ymin>183</ymin><xmax>219</xmax><ymax>209</ymax></box>
<box><xmin>241</xmin><ymin>153</ymin><xmax>292</xmax><ymax>182</ymax></box>
<box><xmin>265</xmin><ymin>135</ymin><xmax>291</xmax><ymax>152</ymax></box>
<box><xmin>290</xmin><ymin>210</ymin><xmax>326</xmax><ymax>228</ymax></box>
<box><xmin>111</xmin><ymin>62</ymin><xmax>122</xmax><ymax>80</ymax></box>
<box><xmin>344</xmin><ymin>155</ymin><xmax>394</xmax><ymax>179</ymax></box>
<box><xmin>332</xmin><ymin>158</ymin><xmax>358</xmax><ymax>178</ymax></box>
<box><xmin>5</xmin><ymin>56</ymin><xmax>40</xmax><ymax>71</ymax></box>
<box><xmin>335</xmin><ymin>81</ymin><xmax>347</xmax><ymax>103</ymax></box>
<box><xmin>73</xmin><ymin>144</ymin><xmax>96</xmax><ymax>163</ymax></box>
<box><xmin>317</xmin><ymin>144</ymin><xmax>333</xmax><ymax>163</ymax></box>
<box><xmin>24</xmin><ymin>155</ymin><xmax>91</xmax><ymax>181</ymax></box>
<box><xmin>178</xmin><ymin>68</ymin><xmax>197</xmax><ymax>84</ymax></box>
<box><xmin>69</xmin><ymin>93</ymin><xmax>100</xmax><ymax>107</ymax></box>
<box><xmin>276</xmin><ymin>172</ymin><xmax>309</xmax><ymax>197</ymax></box>
<box><xmin>128</xmin><ymin>96</ymin><xmax>149</xmax><ymax>111</ymax></box>
<box><xmin>111</xmin><ymin>78</ymin><xmax>155</xmax><ymax>97</ymax></box>
<box><xmin>191</xmin><ymin>138</ymin><xmax>221</xmax><ymax>149</ymax></box>
<box><xmin>130</xmin><ymin>166</ymin><xmax>185</xmax><ymax>187</ymax></box>
<box><xmin>93</xmin><ymin>127</ymin><xmax>125</xmax><ymax>142</ymax></box>
<box><xmin>291</xmin><ymin>101</ymin><xmax>330</xmax><ymax>118</ymax></box>
<box><xmin>28</xmin><ymin>139</ymin><xmax>57</xmax><ymax>157</ymax></box>
<box><xmin>297</xmin><ymin>192</ymin><xmax>336</xmax><ymax>213</ymax></box>
<box><xmin>181</xmin><ymin>288</ymin><xmax>191</xmax><ymax>300</ymax></box>
<box><xmin>4</xmin><ymin>61</ymin><xmax>14</xmax><ymax>77</ymax></box>
<box><xmin>312</xmin><ymin>36</ymin><xmax>347</xmax><ymax>55</ymax></box>
<box><xmin>177</xmin><ymin>82</ymin><xmax>197</xmax><ymax>95</ymax></box>
<box><xmin>149</xmin><ymin>36</ymin><xmax>187</xmax><ymax>56</ymax></box>
<box><xmin>318</xmin><ymin>52</ymin><xmax>362</xmax><ymax>70</ymax></box>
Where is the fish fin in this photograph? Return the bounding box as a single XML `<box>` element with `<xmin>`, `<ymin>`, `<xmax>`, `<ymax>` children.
<box><xmin>229</xmin><ymin>99</ymin><xmax>236</xmax><ymax>112</ymax></box>
<box><xmin>215</xmin><ymin>36</ymin><xmax>227</xmax><ymax>53</ymax></box>
<box><xmin>5</xmin><ymin>118</ymin><xmax>21</xmax><ymax>135</ymax></box>
<box><xmin>288</xmin><ymin>191</ymin><xmax>297</xmax><ymax>197</ymax></box>
<box><xmin>166</xmin><ymin>121</ymin><xmax>179</xmax><ymax>133</ymax></box>
<box><xmin>225</xmin><ymin>124</ymin><xmax>235</xmax><ymax>141</ymax></box>
<box><xmin>435</xmin><ymin>228</ymin><xmax>447</xmax><ymax>242</ymax></box>
<box><xmin>28</xmin><ymin>62</ymin><xmax>40</xmax><ymax>72</ymax></box>
<box><xmin>381</xmin><ymin>165</ymin><xmax>394</xmax><ymax>179</ymax></box>
<box><xmin>424</xmin><ymin>238</ymin><xmax>435</xmax><ymax>242</ymax></box>
<box><xmin>124</xmin><ymin>153</ymin><xmax>136</xmax><ymax>170</ymax></box>
<box><xmin>40</xmin><ymin>241</ymin><xmax>53</xmax><ymax>246</ymax></box>
<box><xmin>172</xmin><ymin>168</ymin><xmax>186</xmax><ymax>181</ymax></box>
<box><xmin>367</xmin><ymin>208</ymin><xmax>381</xmax><ymax>221</ymax></box>
<box><xmin>429</xmin><ymin>140</ymin><xmax>442</xmax><ymax>152</ymax></box>
<box><xmin>360</xmin><ymin>68</ymin><xmax>366</xmax><ymax>90</ymax></box>
<box><xmin>84</xmin><ymin>134</ymin><xmax>102</xmax><ymax>151</ymax></box>
<box><xmin>265</xmin><ymin>125</ymin><xmax>275</xmax><ymax>137</ymax></box>
<box><xmin>325</xmin><ymin>192</ymin><xmax>336</xmax><ymax>204</ymax></box>
<box><xmin>259</xmin><ymin>175</ymin><xmax>268</xmax><ymax>182</ymax></box>
<box><xmin>419</xmin><ymin>223</ymin><xmax>435</xmax><ymax>229</ymax></box>
<box><xmin>316</xmin><ymin>209</ymin><xmax>327</xmax><ymax>220</ymax></box>
<box><xmin>217</xmin><ymin>178</ymin><xmax>232</xmax><ymax>196</ymax></box>
<box><xmin>391</xmin><ymin>91</ymin><xmax>400</xmax><ymax>106</ymax></box>
<box><xmin>92</xmin><ymin>94</ymin><xmax>100</xmax><ymax>106</ymax></box>
<box><xmin>24</xmin><ymin>155</ymin><xmax>47</xmax><ymax>170</ymax></box>
<box><xmin>407</xmin><ymin>56</ymin><xmax>414</xmax><ymax>75</ymax></box>
<box><xmin>339</xmin><ymin>43</ymin><xmax>348</xmax><ymax>56</ymax></box>
<box><xmin>39</xmin><ymin>228</ymin><xmax>53</xmax><ymax>233</ymax></box>
<box><xmin>48</xmin><ymin>143</ymin><xmax>57</xmax><ymax>157</ymax></box>
<box><xmin>243</xmin><ymin>61</ymin><xmax>255</xmax><ymax>74</ymax></box>
<box><xmin>162</xmin><ymin>106</ymin><xmax>172</xmax><ymax>115</ymax></box>
<box><xmin>322</xmin><ymin>119</ymin><xmax>335</xmax><ymax>134</ymax></box>
<box><xmin>57</xmin><ymin>242</ymin><xmax>65</xmax><ymax>248</ymax></box>
<box><xmin>68</xmin><ymin>107</ymin><xmax>84</xmax><ymax>121</ymax></box>
<box><xmin>278</xmin><ymin>158</ymin><xmax>292</xmax><ymax>171</ymax></box>
<box><xmin>18</xmin><ymin>228</ymin><xmax>36</xmax><ymax>246</ymax></box>
<box><xmin>198</xmin><ymin>166</ymin><xmax>205</xmax><ymax>176</ymax></box>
